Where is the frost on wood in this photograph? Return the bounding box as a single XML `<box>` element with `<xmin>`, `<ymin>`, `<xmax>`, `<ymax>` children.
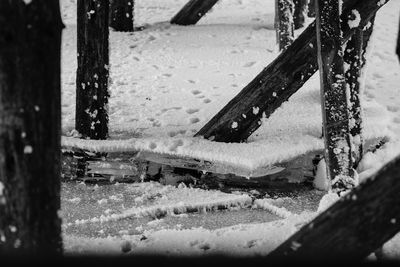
<box><xmin>195</xmin><ymin>0</ymin><xmax>389</xmax><ymax>143</ymax></box>
<box><xmin>110</xmin><ymin>0</ymin><xmax>134</xmax><ymax>32</ymax></box>
<box><xmin>275</xmin><ymin>0</ymin><xmax>295</xmax><ymax>51</ymax></box>
<box><xmin>316</xmin><ymin>0</ymin><xmax>354</xmax><ymax>192</ymax></box>
<box><xmin>76</xmin><ymin>0</ymin><xmax>110</xmax><ymax>140</ymax></box>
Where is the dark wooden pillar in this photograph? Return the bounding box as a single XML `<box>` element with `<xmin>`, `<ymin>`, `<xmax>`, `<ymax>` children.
<box><xmin>293</xmin><ymin>0</ymin><xmax>308</xmax><ymax>29</ymax></box>
<box><xmin>0</xmin><ymin>0</ymin><xmax>63</xmax><ymax>253</ymax></box>
<box><xmin>110</xmin><ymin>0</ymin><xmax>134</xmax><ymax>32</ymax></box>
<box><xmin>397</xmin><ymin>16</ymin><xmax>400</xmax><ymax>61</ymax></box>
<box><xmin>170</xmin><ymin>0</ymin><xmax>219</xmax><ymax>26</ymax></box>
<box><xmin>267</xmin><ymin>154</ymin><xmax>400</xmax><ymax>260</ymax></box>
<box><xmin>275</xmin><ymin>0</ymin><xmax>295</xmax><ymax>51</ymax></box>
<box><xmin>308</xmin><ymin>0</ymin><xmax>316</xmax><ymax>17</ymax></box>
<box><xmin>316</xmin><ymin>0</ymin><xmax>354</xmax><ymax>192</ymax></box>
<box><xmin>76</xmin><ymin>0</ymin><xmax>110</xmax><ymax>140</ymax></box>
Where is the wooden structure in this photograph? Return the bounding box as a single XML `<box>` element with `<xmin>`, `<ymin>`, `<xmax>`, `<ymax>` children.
<box><xmin>316</xmin><ymin>0</ymin><xmax>354</xmax><ymax>191</ymax></box>
<box><xmin>171</xmin><ymin>0</ymin><xmax>219</xmax><ymax>26</ymax></box>
<box><xmin>267</xmin><ymin>154</ymin><xmax>400</xmax><ymax>260</ymax></box>
<box><xmin>76</xmin><ymin>0</ymin><xmax>110</xmax><ymax>140</ymax></box>
<box><xmin>195</xmin><ymin>0</ymin><xmax>388</xmax><ymax>143</ymax></box>
<box><xmin>275</xmin><ymin>0</ymin><xmax>295</xmax><ymax>51</ymax></box>
<box><xmin>0</xmin><ymin>0</ymin><xmax>63</xmax><ymax>253</ymax></box>
<box><xmin>110</xmin><ymin>0</ymin><xmax>134</xmax><ymax>32</ymax></box>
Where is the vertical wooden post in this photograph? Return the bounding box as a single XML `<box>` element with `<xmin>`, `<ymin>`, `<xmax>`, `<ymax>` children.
<box><xmin>76</xmin><ymin>0</ymin><xmax>110</xmax><ymax>140</ymax></box>
<box><xmin>170</xmin><ymin>0</ymin><xmax>219</xmax><ymax>26</ymax></box>
<box><xmin>275</xmin><ymin>0</ymin><xmax>295</xmax><ymax>51</ymax></box>
<box><xmin>0</xmin><ymin>0</ymin><xmax>63</xmax><ymax>253</ymax></box>
<box><xmin>110</xmin><ymin>0</ymin><xmax>134</xmax><ymax>32</ymax></box>
<box><xmin>308</xmin><ymin>0</ymin><xmax>315</xmax><ymax>17</ymax></box>
<box><xmin>396</xmin><ymin>16</ymin><xmax>400</xmax><ymax>61</ymax></box>
<box><xmin>293</xmin><ymin>0</ymin><xmax>308</xmax><ymax>29</ymax></box>
<box><xmin>316</xmin><ymin>0</ymin><xmax>354</xmax><ymax>193</ymax></box>
<box><xmin>344</xmin><ymin>29</ymin><xmax>364</xmax><ymax>167</ymax></box>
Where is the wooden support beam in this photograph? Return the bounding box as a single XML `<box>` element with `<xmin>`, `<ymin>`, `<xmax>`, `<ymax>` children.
<box><xmin>0</xmin><ymin>0</ymin><xmax>63</xmax><ymax>253</ymax></box>
<box><xmin>397</xmin><ymin>15</ymin><xmax>400</xmax><ymax>61</ymax></box>
<box><xmin>275</xmin><ymin>0</ymin><xmax>295</xmax><ymax>51</ymax></box>
<box><xmin>110</xmin><ymin>0</ymin><xmax>134</xmax><ymax>32</ymax></box>
<box><xmin>195</xmin><ymin>0</ymin><xmax>389</xmax><ymax>143</ymax></box>
<box><xmin>293</xmin><ymin>0</ymin><xmax>307</xmax><ymax>29</ymax></box>
<box><xmin>316</xmin><ymin>0</ymin><xmax>354</xmax><ymax>191</ymax></box>
<box><xmin>266</xmin><ymin>154</ymin><xmax>400</xmax><ymax>261</ymax></box>
<box><xmin>76</xmin><ymin>0</ymin><xmax>110</xmax><ymax>140</ymax></box>
<box><xmin>308</xmin><ymin>0</ymin><xmax>316</xmax><ymax>17</ymax></box>
<box><xmin>170</xmin><ymin>0</ymin><xmax>219</xmax><ymax>26</ymax></box>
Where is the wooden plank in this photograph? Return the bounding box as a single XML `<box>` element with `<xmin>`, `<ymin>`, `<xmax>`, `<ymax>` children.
<box><xmin>170</xmin><ymin>0</ymin><xmax>219</xmax><ymax>26</ymax></box>
<box><xmin>266</xmin><ymin>154</ymin><xmax>400</xmax><ymax>261</ymax></box>
<box><xmin>195</xmin><ymin>0</ymin><xmax>390</xmax><ymax>143</ymax></box>
<box><xmin>61</xmin><ymin>137</ymin><xmax>384</xmax><ymax>188</ymax></box>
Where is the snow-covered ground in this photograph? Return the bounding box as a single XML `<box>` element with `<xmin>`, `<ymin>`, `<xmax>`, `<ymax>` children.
<box><xmin>60</xmin><ymin>0</ymin><xmax>400</xmax><ymax>259</ymax></box>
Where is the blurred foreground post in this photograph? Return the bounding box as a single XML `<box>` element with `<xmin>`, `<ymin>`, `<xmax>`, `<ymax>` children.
<box><xmin>0</xmin><ymin>0</ymin><xmax>63</xmax><ymax>253</ymax></box>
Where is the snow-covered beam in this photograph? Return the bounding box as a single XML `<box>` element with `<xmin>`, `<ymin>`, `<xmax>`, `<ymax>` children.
<box><xmin>170</xmin><ymin>0</ymin><xmax>219</xmax><ymax>26</ymax></box>
<box><xmin>267</xmin><ymin>154</ymin><xmax>400</xmax><ymax>260</ymax></box>
<box><xmin>195</xmin><ymin>0</ymin><xmax>389</xmax><ymax>143</ymax></box>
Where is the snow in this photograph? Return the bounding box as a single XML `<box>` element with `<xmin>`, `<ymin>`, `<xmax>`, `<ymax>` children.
<box><xmin>58</xmin><ymin>0</ymin><xmax>400</xmax><ymax>259</ymax></box>
<box><xmin>348</xmin><ymin>9</ymin><xmax>361</xmax><ymax>29</ymax></box>
<box><xmin>313</xmin><ymin>158</ymin><xmax>329</xmax><ymax>191</ymax></box>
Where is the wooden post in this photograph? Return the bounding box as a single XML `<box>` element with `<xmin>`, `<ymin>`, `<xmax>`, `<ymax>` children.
<box><xmin>267</xmin><ymin>155</ymin><xmax>400</xmax><ymax>260</ymax></box>
<box><xmin>195</xmin><ymin>0</ymin><xmax>389</xmax><ymax>143</ymax></box>
<box><xmin>397</xmin><ymin>16</ymin><xmax>400</xmax><ymax>61</ymax></box>
<box><xmin>344</xmin><ymin>30</ymin><xmax>364</xmax><ymax>168</ymax></box>
<box><xmin>293</xmin><ymin>0</ymin><xmax>308</xmax><ymax>29</ymax></box>
<box><xmin>344</xmin><ymin>16</ymin><xmax>375</xmax><ymax>168</ymax></box>
<box><xmin>0</xmin><ymin>0</ymin><xmax>63</xmax><ymax>253</ymax></box>
<box><xmin>275</xmin><ymin>0</ymin><xmax>295</xmax><ymax>51</ymax></box>
<box><xmin>110</xmin><ymin>0</ymin><xmax>134</xmax><ymax>32</ymax></box>
<box><xmin>170</xmin><ymin>0</ymin><xmax>219</xmax><ymax>26</ymax></box>
<box><xmin>76</xmin><ymin>0</ymin><xmax>110</xmax><ymax>140</ymax></box>
<box><xmin>308</xmin><ymin>0</ymin><xmax>316</xmax><ymax>17</ymax></box>
<box><xmin>316</xmin><ymin>0</ymin><xmax>354</xmax><ymax>192</ymax></box>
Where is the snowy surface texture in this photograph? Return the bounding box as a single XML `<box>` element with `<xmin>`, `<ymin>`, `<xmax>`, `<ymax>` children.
<box><xmin>60</xmin><ymin>0</ymin><xmax>400</xmax><ymax>259</ymax></box>
<box><xmin>61</xmin><ymin>0</ymin><xmax>391</xmax><ymax>175</ymax></box>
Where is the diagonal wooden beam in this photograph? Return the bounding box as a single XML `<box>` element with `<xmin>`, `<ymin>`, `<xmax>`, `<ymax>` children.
<box><xmin>195</xmin><ymin>0</ymin><xmax>389</xmax><ymax>143</ymax></box>
<box><xmin>266</xmin><ymin>154</ymin><xmax>400</xmax><ymax>261</ymax></box>
<box><xmin>170</xmin><ymin>0</ymin><xmax>219</xmax><ymax>26</ymax></box>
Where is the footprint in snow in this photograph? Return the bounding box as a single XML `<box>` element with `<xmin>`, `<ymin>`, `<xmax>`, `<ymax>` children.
<box><xmin>187</xmin><ymin>80</ymin><xmax>196</xmax><ymax>84</ymax></box>
<box><xmin>191</xmin><ymin>89</ymin><xmax>201</xmax><ymax>95</ymax></box>
<box><xmin>243</xmin><ymin>61</ymin><xmax>256</xmax><ymax>68</ymax></box>
<box><xmin>387</xmin><ymin>105</ymin><xmax>400</xmax><ymax>112</ymax></box>
<box><xmin>203</xmin><ymin>99</ymin><xmax>212</xmax><ymax>104</ymax></box>
<box><xmin>186</xmin><ymin>108</ymin><xmax>199</xmax><ymax>114</ymax></box>
<box><xmin>149</xmin><ymin>142</ymin><xmax>157</xmax><ymax>150</ymax></box>
<box><xmin>190</xmin><ymin>117</ymin><xmax>200</xmax><ymax>124</ymax></box>
<box><xmin>169</xmin><ymin>139</ymin><xmax>184</xmax><ymax>152</ymax></box>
